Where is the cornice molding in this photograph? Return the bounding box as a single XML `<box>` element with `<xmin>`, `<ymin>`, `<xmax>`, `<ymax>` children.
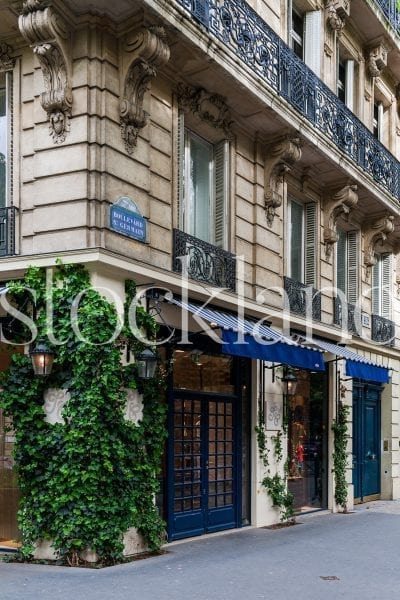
<box><xmin>176</xmin><ymin>83</ymin><xmax>234</xmax><ymax>140</ymax></box>
<box><xmin>264</xmin><ymin>134</ymin><xmax>302</xmax><ymax>227</ymax></box>
<box><xmin>120</xmin><ymin>26</ymin><xmax>170</xmax><ymax>155</ymax></box>
<box><xmin>18</xmin><ymin>0</ymin><xmax>72</xmax><ymax>144</ymax></box>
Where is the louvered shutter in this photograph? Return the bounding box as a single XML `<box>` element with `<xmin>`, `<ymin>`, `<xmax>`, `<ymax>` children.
<box><xmin>381</xmin><ymin>253</ymin><xmax>391</xmax><ymax>319</ymax></box>
<box><xmin>305</xmin><ymin>202</ymin><xmax>316</xmax><ymax>286</ymax></box>
<box><xmin>345</xmin><ymin>60</ymin><xmax>354</xmax><ymax>111</ymax></box>
<box><xmin>304</xmin><ymin>11</ymin><xmax>321</xmax><ymax>76</ymax></box>
<box><xmin>372</xmin><ymin>256</ymin><xmax>380</xmax><ymax>315</ymax></box>
<box><xmin>214</xmin><ymin>139</ymin><xmax>229</xmax><ymax>248</ymax></box>
<box><xmin>336</xmin><ymin>229</ymin><xmax>347</xmax><ymax>296</ymax></box>
<box><xmin>177</xmin><ymin>112</ymin><xmax>185</xmax><ymax>230</ymax></box>
<box><xmin>290</xmin><ymin>199</ymin><xmax>304</xmax><ymax>282</ymax></box>
<box><xmin>347</xmin><ymin>231</ymin><xmax>358</xmax><ymax>305</ymax></box>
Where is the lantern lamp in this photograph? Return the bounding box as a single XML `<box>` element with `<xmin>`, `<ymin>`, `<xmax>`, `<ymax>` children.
<box><xmin>136</xmin><ymin>348</ymin><xmax>158</xmax><ymax>380</ymax></box>
<box><xmin>31</xmin><ymin>340</ymin><xmax>55</xmax><ymax>376</ymax></box>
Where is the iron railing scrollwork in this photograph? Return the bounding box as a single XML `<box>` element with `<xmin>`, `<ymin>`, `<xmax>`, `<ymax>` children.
<box><xmin>173</xmin><ymin>229</ymin><xmax>236</xmax><ymax>290</ymax></box>
<box><xmin>174</xmin><ymin>0</ymin><xmax>400</xmax><ymax>202</ymax></box>
<box><xmin>333</xmin><ymin>297</ymin><xmax>361</xmax><ymax>336</ymax></box>
<box><xmin>283</xmin><ymin>276</ymin><xmax>321</xmax><ymax>321</ymax></box>
<box><xmin>0</xmin><ymin>206</ymin><xmax>17</xmax><ymax>257</ymax></box>
<box><xmin>371</xmin><ymin>313</ymin><xmax>395</xmax><ymax>346</ymax></box>
<box><xmin>373</xmin><ymin>0</ymin><xmax>400</xmax><ymax>31</ymax></box>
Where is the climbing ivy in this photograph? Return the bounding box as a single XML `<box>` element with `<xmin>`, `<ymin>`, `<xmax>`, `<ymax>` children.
<box><xmin>332</xmin><ymin>401</ymin><xmax>350</xmax><ymax>512</ymax></box>
<box><xmin>0</xmin><ymin>262</ymin><xmax>167</xmax><ymax>565</ymax></box>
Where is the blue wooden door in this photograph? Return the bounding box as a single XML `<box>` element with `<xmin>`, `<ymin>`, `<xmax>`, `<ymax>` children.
<box><xmin>352</xmin><ymin>384</ymin><xmax>381</xmax><ymax>500</ymax></box>
<box><xmin>168</xmin><ymin>393</ymin><xmax>239</xmax><ymax>540</ymax></box>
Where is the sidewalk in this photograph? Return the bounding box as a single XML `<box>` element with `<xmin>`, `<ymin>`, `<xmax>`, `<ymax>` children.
<box><xmin>1</xmin><ymin>501</ymin><xmax>400</xmax><ymax>600</ymax></box>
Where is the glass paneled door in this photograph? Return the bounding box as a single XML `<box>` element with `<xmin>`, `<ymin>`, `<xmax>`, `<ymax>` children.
<box><xmin>170</xmin><ymin>394</ymin><xmax>237</xmax><ymax>540</ymax></box>
<box><xmin>0</xmin><ymin>409</ymin><xmax>19</xmax><ymax>549</ymax></box>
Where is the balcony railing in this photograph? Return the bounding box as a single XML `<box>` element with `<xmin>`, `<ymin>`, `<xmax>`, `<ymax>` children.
<box><xmin>371</xmin><ymin>313</ymin><xmax>395</xmax><ymax>346</ymax></box>
<box><xmin>374</xmin><ymin>0</ymin><xmax>400</xmax><ymax>31</ymax></box>
<box><xmin>333</xmin><ymin>297</ymin><xmax>361</xmax><ymax>335</ymax></box>
<box><xmin>175</xmin><ymin>0</ymin><xmax>400</xmax><ymax>202</ymax></box>
<box><xmin>173</xmin><ymin>228</ymin><xmax>236</xmax><ymax>290</ymax></box>
<box><xmin>0</xmin><ymin>207</ymin><xmax>16</xmax><ymax>257</ymax></box>
<box><xmin>283</xmin><ymin>277</ymin><xmax>321</xmax><ymax>320</ymax></box>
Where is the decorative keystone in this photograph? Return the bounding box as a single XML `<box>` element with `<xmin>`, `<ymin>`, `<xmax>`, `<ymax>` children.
<box><xmin>19</xmin><ymin>0</ymin><xmax>72</xmax><ymax>144</ymax></box>
<box><xmin>176</xmin><ymin>83</ymin><xmax>233</xmax><ymax>139</ymax></box>
<box><xmin>264</xmin><ymin>134</ymin><xmax>302</xmax><ymax>227</ymax></box>
<box><xmin>323</xmin><ymin>184</ymin><xmax>358</xmax><ymax>260</ymax></box>
<box><xmin>120</xmin><ymin>26</ymin><xmax>170</xmax><ymax>154</ymax></box>
<box><xmin>0</xmin><ymin>43</ymin><xmax>16</xmax><ymax>72</ymax></box>
<box><xmin>326</xmin><ymin>0</ymin><xmax>351</xmax><ymax>33</ymax></box>
<box><xmin>363</xmin><ymin>214</ymin><xmax>395</xmax><ymax>278</ymax></box>
<box><xmin>366</xmin><ymin>42</ymin><xmax>388</xmax><ymax>78</ymax></box>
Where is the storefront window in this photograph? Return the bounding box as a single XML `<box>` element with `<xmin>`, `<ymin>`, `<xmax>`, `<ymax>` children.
<box><xmin>173</xmin><ymin>350</ymin><xmax>235</xmax><ymax>394</ymax></box>
<box><xmin>287</xmin><ymin>370</ymin><xmax>327</xmax><ymax>512</ymax></box>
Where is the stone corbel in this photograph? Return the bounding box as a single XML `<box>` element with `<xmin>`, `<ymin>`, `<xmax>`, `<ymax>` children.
<box><xmin>264</xmin><ymin>134</ymin><xmax>302</xmax><ymax>227</ymax></box>
<box><xmin>323</xmin><ymin>184</ymin><xmax>358</xmax><ymax>260</ymax></box>
<box><xmin>0</xmin><ymin>43</ymin><xmax>16</xmax><ymax>72</ymax></box>
<box><xmin>120</xmin><ymin>26</ymin><xmax>170</xmax><ymax>155</ymax></box>
<box><xmin>366</xmin><ymin>42</ymin><xmax>388</xmax><ymax>78</ymax></box>
<box><xmin>177</xmin><ymin>83</ymin><xmax>234</xmax><ymax>139</ymax></box>
<box><xmin>325</xmin><ymin>0</ymin><xmax>351</xmax><ymax>33</ymax></box>
<box><xmin>363</xmin><ymin>214</ymin><xmax>395</xmax><ymax>278</ymax></box>
<box><xmin>18</xmin><ymin>0</ymin><xmax>72</xmax><ymax>144</ymax></box>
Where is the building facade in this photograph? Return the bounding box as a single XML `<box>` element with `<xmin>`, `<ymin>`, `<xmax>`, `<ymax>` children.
<box><xmin>1</xmin><ymin>0</ymin><xmax>400</xmax><ymax>548</ymax></box>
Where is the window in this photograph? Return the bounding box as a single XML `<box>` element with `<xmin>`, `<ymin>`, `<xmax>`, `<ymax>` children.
<box><xmin>178</xmin><ymin>119</ymin><xmax>229</xmax><ymax>247</ymax></box>
<box><xmin>336</xmin><ymin>229</ymin><xmax>358</xmax><ymax>304</ymax></box>
<box><xmin>288</xmin><ymin>199</ymin><xmax>316</xmax><ymax>285</ymax></box>
<box><xmin>373</xmin><ymin>100</ymin><xmax>383</xmax><ymax>141</ymax></box>
<box><xmin>0</xmin><ymin>71</ymin><xmax>11</xmax><ymax>208</ymax></box>
<box><xmin>337</xmin><ymin>57</ymin><xmax>355</xmax><ymax>110</ymax></box>
<box><xmin>288</xmin><ymin>3</ymin><xmax>321</xmax><ymax>75</ymax></box>
<box><xmin>372</xmin><ymin>253</ymin><xmax>391</xmax><ymax>318</ymax></box>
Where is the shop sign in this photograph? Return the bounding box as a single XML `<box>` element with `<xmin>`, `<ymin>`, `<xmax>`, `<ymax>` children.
<box><xmin>110</xmin><ymin>196</ymin><xmax>146</xmax><ymax>242</ymax></box>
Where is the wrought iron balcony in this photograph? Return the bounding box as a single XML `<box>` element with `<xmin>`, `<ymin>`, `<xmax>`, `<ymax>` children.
<box><xmin>374</xmin><ymin>0</ymin><xmax>400</xmax><ymax>31</ymax></box>
<box><xmin>283</xmin><ymin>277</ymin><xmax>321</xmax><ymax>320</ymax></box>
<box><xmin>173</xmin><ymin>228</ymin><xmax>236</xmax><ymax>290</ymax></box>
<box><xmin>175</xmin><ymin>0</ymin><xmax>400</xmax><ymax>202</ymax></box>
<box><xmin>371</xmin><ymin>313</ymin><xmax>395</xmax><ymax>346</ymax></box>
<box><xmin>0</xmin><ymin>207</ymin><xmax>17</xmax><ymax>257</ymax></box>
<box><xmin>334</xmin><ymin>297</ymin><xmax>362</xmax><ymax>336</ymax></box>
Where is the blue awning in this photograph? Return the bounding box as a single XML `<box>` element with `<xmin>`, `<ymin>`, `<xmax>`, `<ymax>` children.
<box><xmin>308</xmin><ymin>338</ymin><xmax>390</xmax><ymax>384</ymax></box>
<box><xmin>168</xmin><ymin>298</ymin><xmax>325</xmax><ymax>371</ymax></box>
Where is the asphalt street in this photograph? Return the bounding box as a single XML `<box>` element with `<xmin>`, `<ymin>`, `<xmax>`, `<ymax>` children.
<box><xmin>1</xmin><ymin>501</ymin><xmax>400</xmax><ymax>600</ymax></box>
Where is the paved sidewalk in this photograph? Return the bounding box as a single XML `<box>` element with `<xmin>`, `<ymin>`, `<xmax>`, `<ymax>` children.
<box><xmin>1</xmin><ymin>502</ymin><xmax>400</xmax><ymax>600</ymax></box>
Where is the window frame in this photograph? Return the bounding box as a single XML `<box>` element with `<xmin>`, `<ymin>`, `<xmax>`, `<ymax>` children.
<box><xmin>336</xmin><ymin>228</ymin><xmax>359</xmax><ymax>305</ymax></box>
<box><xmin>372</xmin><ymin>253</ymin><xmax>392</xmax><ymax>319</ymax></box>
<box><xmin>0</xmin><ymin>70</ymin><xmax>12</xmax><ymax>209</ymax></box>
<box><xmin>287</xmin><ymin>197</ymin><xmax>317</xmax><ymax>286</ymax></box>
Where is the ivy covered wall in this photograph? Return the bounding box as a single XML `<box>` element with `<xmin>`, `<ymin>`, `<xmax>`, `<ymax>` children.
<box><xmin>0</xmin><ymin>263</ymin><xmax>167</xmax><ymax>565</ymax></box>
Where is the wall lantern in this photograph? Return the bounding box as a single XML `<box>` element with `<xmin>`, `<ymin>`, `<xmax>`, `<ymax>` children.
<box><xmin>31</xmin><ymin>340</ymin><xmax>55</xmax><ymax>376</ymax></box>
<box><xmin>281</xmin><ymin>370</ymin><xmax>298</xmax><ymax>397</ymax></box>
<box><xmin>136</xmin><ymin>348</ymin><xmax>158</xmax><ymax>380</ymax></box>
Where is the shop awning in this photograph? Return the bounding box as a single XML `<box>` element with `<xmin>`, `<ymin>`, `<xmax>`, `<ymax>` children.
<box><xmin>167</xmin><ymin>298</ymin><xmax>325</xmax><ymax>371</ymax></box>
<box><xmin>308</xmin><ymin>338</ymin><xmax>390</xmax><ymax>384</ymax></box>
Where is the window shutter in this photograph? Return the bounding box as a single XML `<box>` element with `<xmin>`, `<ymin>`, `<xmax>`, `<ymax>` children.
<box><xmin>381</xmin><ymin>253</ymin><xmax>391</xmax><ymax>319</ymax></box>
<box><xmin>377</xmin><ymin>102</ymin><xmax>384</xmax><ymax>142</ymax></box>
<box><xmin>305</xmin><ymin>202</ymin><xmax>316</xmax><ymax>286</ymax></box>
<box><xmin>345</xmin><ymin>60</ymin><xmax>354</xmax><ymax>111</ymax></box>
<box><xmin>290</xmin><ymin>199</ymin><xmax>304</xmax><ymax>282</ymax></box>
<box><xmin>336</xmin><ymin>229</ymin><xmax>347</xmax><ymax>297</ymax></box>
<box><xmin>347</xmin><ymin>231</ymin><xmax>358</xmax><ymax>305</ymax></box>
<box><xmin>304</xmin><ymin>11</ymin><xmax>321</xmax><ymax>76</ymax></box>
<box><xmin>214</xmin><ymin>139</ymin><xmax>229</xmax><ymax>248</ymax></box>
<box><xmin>177</xmin><ymin>112</ymin><xmax>185</xmax><ymax>230</ymax></box>
<box><xmin>371</xmin><ymin>257</ymin><xmax>380</xmax><ymax>316</ymax></box>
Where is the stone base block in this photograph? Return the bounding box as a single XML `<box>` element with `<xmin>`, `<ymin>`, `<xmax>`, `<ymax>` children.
<box><xmin>33</xmin><ymin>540</ymin><xmax>58</xmax><ymax>561</ymax></box>
<box><xmin>123</xmin><ymin>527</ymin><xmax>147</xmax><ymax>556</ymax></box>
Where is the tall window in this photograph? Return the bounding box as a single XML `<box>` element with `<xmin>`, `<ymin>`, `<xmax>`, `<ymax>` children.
<box><xmin>372</xmin><ymin>253</ymin><xmax>391</xmax><ymax>318</ymax></box>
<box><xmin>336</xmin><ymin>229</ymin><xmax>358</xmax><ymax>304</ymax></box>
<box><xmin>288</xmin><ymin>3</ymin><xmax>321</xmax><ymax>75</ymax></box>
<box><xmin>373</xmin><ymin>100</ymin><xmax>383</xmax><ymax>141</ymax></box>
<box><xmin>178</xmin><ymin>121</ymin><xmax>229</xmax><ymax>247</ymax></box>
<box><xmin>337</xmin><ymin>56</ymin><xmax>355</xmax><ymax>111</ymax></box>
<box><xmin>288</xmin><ymin>199</ymin><xmax>316</xmax><ymax>285</ymax></box>
<box><xmin>0</xmin><ymin>72</ymin><xmax>11</xmax><ymax>208</ymax></box>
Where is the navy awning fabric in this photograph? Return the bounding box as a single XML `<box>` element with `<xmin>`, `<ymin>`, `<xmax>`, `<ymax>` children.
<box><xmin>309</xmin><ymin>338</ymin><xmax>390</xmax><ymax>384</ymax></box>
<box><xmin>168</xmin><ymin>298</ymin><xmax>325</xmax><ymax>371</ymax></box>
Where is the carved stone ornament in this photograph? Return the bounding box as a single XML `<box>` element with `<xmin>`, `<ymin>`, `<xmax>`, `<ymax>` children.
<box><xmin>325</xmin><ymin>0</ymin><xmax>351</xmax><ymax>33</ymax></box>
<box><xmin>177</xmin><ymin>83</ymin><xmax>234</xmax><ymax>139</ymax></box>
<box><xmin>264</xmin><ymin>134</ymin><xmax>302</xmax><ymax>227</ymax></box>
<box><xmin>323</xmin><ymin>184</ymin><xmax>358</xmax><ymax>259</ymax></box>
<box><xmin>366</xmin><ymin>42</ymin><xmax>388</xmax><ymax>78</ymax></box>
<box><xmin>120</xmin><ymin>26</ymin><xmax>170</xmax><ymax>154</ymax></box>
<box><xmin>18</xmin><ymin>1</ymin><xmax>72</xmax><ymax>144</ymax></box>
<box><xmin>0</xmin><ymin>43</ymin><xmax>16</xmax><ymax>72</ymax></box>
<box><xmin>363</xmin><ymin>214</ymin><xmax>395</xmax><ymax>278</ymax></box>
